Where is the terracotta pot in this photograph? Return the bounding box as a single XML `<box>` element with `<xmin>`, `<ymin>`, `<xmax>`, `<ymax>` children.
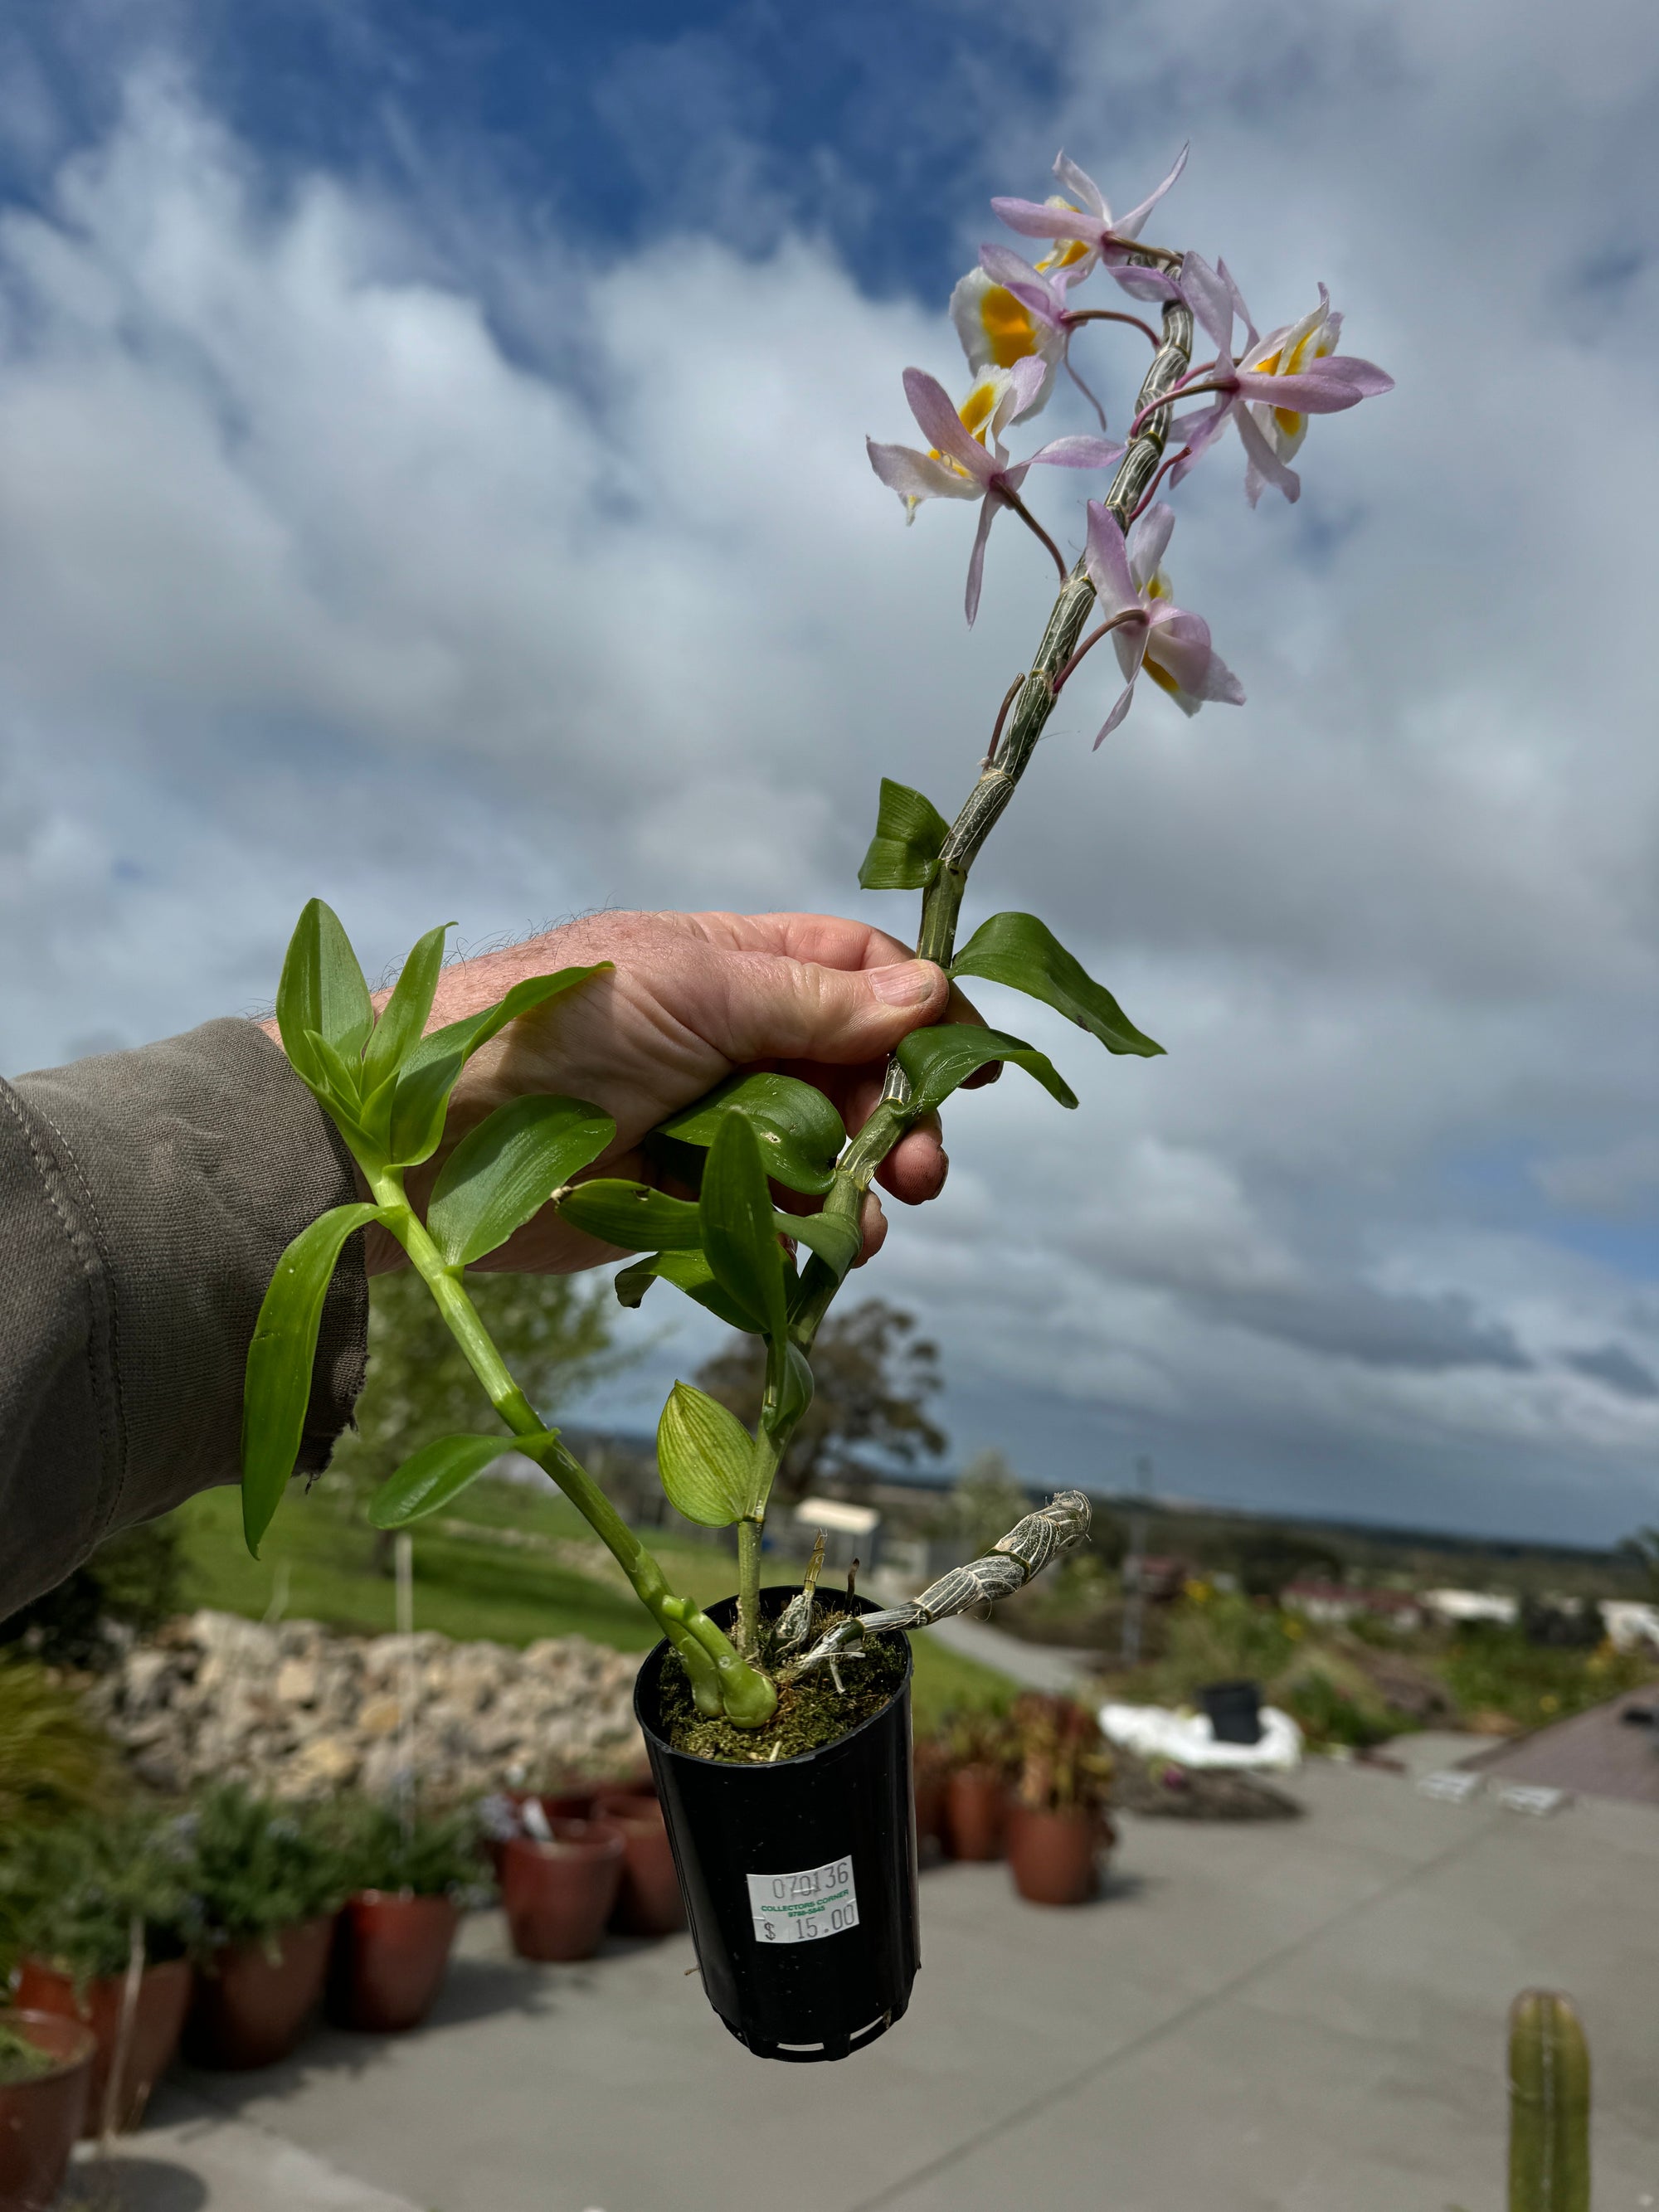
<box><xmin>0</xmin><ymin>2008</ymin><xmax>96</xmax><ymax>2212</ymax></box>
<box><xmin>182</xmin><ymin>1916</ymin><xmax>335</xmax><ymax>2069</ymax></box>
<box><xmin>944</xmin><ymin>1766</ymin><xmax>1008</xmax><ymax>1861</ymax></box>
<box><xmin>327</xmin><ymin>1894</ymin><xmax>460</xmax><ymax>2034</ymax></box>
<box><xmin>12</xmin><ymin>1957</ymin><xmax>192</xmax><ymax>2136</ymax></box>
<box><xmin>912</xmin><ymin>1758</ymin><xmax>947</xmax><ymax>1856</ymax></box>
<box><xmin>502</xmin><ymin>1824</ymin><xmax>623</xmax><ymax>1962</ymax></box>
<box><xmin>591</xmin><ymin>1792</ymin><xmax>686</xmax><ymax>1937</ymax></box>
<box><xmin>1005</xmin><ymin>1805</ymin><xmax>1102</xmax><ymax>1906</ymax></box>
<box><xmin>484</xmin><ymin>1790</ymin><xmax>597</xmax><ymax>1878</ymax></box>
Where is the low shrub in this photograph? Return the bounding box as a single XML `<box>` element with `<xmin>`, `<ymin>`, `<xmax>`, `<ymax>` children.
<box><xmin>1281</xmin><ymin>1667</ymin><xmax>1404</xmax><ymax>1751</ymax></box>
<box><xmin>0</xmin><ymin>1808</ymin><xmax>199</xmax><ymax>1987</ymax></box>
<box><xmin>186</xmin><ymin>1784</ymin><xmax>348</xmax><ymax>1957</ymax></box>
<box><xmin>0</xmin><ymin>1659</ymin><xmax>119</xmax><ymax>1830</ymax></box>
<box><xmin>1441</xmin><ymin>1625</ymin><xmax>1654</xmax><ymax>1731</ymax></box>
<box><xmin>325</xmin><ymin>1796</ymin><xmax>489</xmax><ymax>1901</ymax></box>
<box><xmin>0</xmin><ymin>1520</ymin><xmax>182</xmax><ymax>1670</ymax></box>
<box><xmin>1009</xmin><ymin>1695</ymin><xmax>1113</xmax><ymax>1815</ymax></box>
<box><xmin>0</xmin><ymin>2020</ymin><xmax>57</xmax><ymax>2087</ymax></box>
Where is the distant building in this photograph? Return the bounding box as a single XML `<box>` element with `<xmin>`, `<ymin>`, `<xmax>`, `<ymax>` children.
<box><xmin>1283</xmin><ymin>1581</ymin><xmax>1426</xmax><ymax>1632</ymax></box>
<box><xmin>1422</xmin><ymin>1588</ymin><xmax>1520</xmax><ymax>1627</ymax></box>
<box><xmin>793</xmin><ymin>1497</ymin><xmax>882</xmax><ymax>1573</ymax></box>
<box><xmin>1600</xmin><ymin>1600</ymin><xmax>1659</xmax><ymax>1652</ymax></box>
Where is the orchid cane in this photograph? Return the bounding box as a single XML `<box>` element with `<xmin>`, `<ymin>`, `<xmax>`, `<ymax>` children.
<box><xmin>236</xmin><ymin>145</ymin><xmax>1391</xmax><ymax>1749</ymax></box>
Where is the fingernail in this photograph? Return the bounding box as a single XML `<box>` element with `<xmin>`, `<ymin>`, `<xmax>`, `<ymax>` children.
<box><xmin>868</xmin><ymin>960</ymin><xmax>937</xmax><ymax>1008</ymax></box>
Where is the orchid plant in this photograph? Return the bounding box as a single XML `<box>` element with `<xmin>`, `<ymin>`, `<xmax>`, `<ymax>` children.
<box><xmin>237</xmin><ymin>148</ymin><xmax>1390</xmax><ymax>1748</ymax></box>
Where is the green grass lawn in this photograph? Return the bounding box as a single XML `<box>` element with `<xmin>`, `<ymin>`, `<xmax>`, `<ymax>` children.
<box><xmin>172</xmin><ymin>1478</ymin><xmax>1012</xmax><ymax>1731</ymax></box>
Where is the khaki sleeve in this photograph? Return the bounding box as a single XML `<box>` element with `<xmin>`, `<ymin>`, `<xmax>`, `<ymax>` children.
<box><xmin>0</xmin><ymin>1018</ymin><xmax>367</xmax><ymax>1617</ymax></box>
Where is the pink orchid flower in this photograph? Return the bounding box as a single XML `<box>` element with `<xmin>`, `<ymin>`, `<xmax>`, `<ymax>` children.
<box><xmin>867</xmin><ymin>360</ymin><xmax>1123</xmax><ymax>625</ymax></box>
<box><xmin>951</xmin><ymin>246</ymin><xmax>1151</xmax><ymax>431</ymax></box>
<box><xmin>1080</xmin><ymin>500</ymin><xmax>1243</xmax><ymax>744</ymax></box>
<box><xmin>1159</xmin><ymin>277</ymin><xmax>1393</xmax><ymax>505</ymax></box>
<box><xmin>991</xmin><ymin>146</ymin><xmax>1190</xmax><ymax>289</ymax></box>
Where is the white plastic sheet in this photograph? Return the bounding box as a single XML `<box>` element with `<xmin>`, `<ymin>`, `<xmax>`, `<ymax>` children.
<box><xmin>1100</xmin><ymin>1699</ymin><xmax>1303</xmax><ymax>1773</ymax></box>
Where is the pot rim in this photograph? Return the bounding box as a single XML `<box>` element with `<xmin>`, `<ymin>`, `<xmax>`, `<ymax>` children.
<box><xmin>635</xmin><ymin>1585</ymin><xmax>914</xmax><ymax>1772</ymax></box>
<box><xmin>347</xmin><ymin>1887</ymin><xmax>463</xmax><ymax>1908</ymax></box>
<box><xmin>0</xmin><ymin>2006</ymin><xmax>99</xmax><ymax>2085</ymax></box>
<box><xmin>502</xmin><ymin>1828</ymin><xmax>625</xmax><ymax>1864</ymax></box>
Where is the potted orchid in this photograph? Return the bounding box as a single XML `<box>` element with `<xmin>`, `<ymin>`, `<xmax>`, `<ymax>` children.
<box><xmin>237</xmin><ymin>144</ymin><xmax>1388</xmax><ymax>2061</ymax></box>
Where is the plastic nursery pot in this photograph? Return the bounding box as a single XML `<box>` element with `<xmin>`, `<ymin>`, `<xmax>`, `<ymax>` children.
<box><xmin>326</xmin><ymin>1893</ymin><xmax>460</xmax><ymax>2035</ymax></box>
<box><xmin>1201</xmin><ymin>1680</ymin><xmax>1264</xmax><ymax>1746</ymax></box>
<box><xmin>501</xmin><ymin>1823</ymin><xmax>624</xmax><ymax>1963</ymax></box>
<box><xmin>591</xmin><ymin>1792</ymin><xmax>688</xmax><ymax>1937</ymax></box>
<box><xmin>1005</xmin><ymin>1806</ymin><xmax>1104</xmax><ymax>1907</ymax></box>
<box><xmin>943</xmin><ymin>1765</ymin><xmax>1008</xmax><ymax>1862</ymax></box>
<box><xmin>182</xmin><ymin>1916</ymin><xmax>336</xmax><ymax>2070</ymax></box>
<box><xmin>635</xmin><ymin>1587</ymin><xmax>919</xmax><ymax>2066</ymax></box>
<box><xmin>12</xmin><ymin>1957</ymin><xmax>192</xmax><ymax>2136</ymax></box>
<box><xmin>0</xmin><ymin>2009</ymin><xmax>96</xmax><ymax>2212</ymax></box>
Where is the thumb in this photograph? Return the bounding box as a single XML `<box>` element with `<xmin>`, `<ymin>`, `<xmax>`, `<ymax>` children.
<box><xmin>707</xmin><ymin>952</ymin><xmax>948</xmax><ymax>1067</ymax></box>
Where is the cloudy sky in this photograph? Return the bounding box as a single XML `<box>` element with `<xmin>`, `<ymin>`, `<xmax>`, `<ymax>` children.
<box><xmin>3</xmin><ymin>0</ymin><xmax>1657</xmax><ymax>1543</ymax></box>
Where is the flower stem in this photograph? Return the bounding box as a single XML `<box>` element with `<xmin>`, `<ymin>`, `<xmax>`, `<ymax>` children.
<box><xmin>788</xmin><ymin>258</ymin><xmax>1196</xmax><ymax>1344</ymax></box>
<box><xmin>995</xmin><ymin>485</ymin><xmax>1068</xmax><ymax>583</ymax></box>
<box><xmin>1066</xmin><ymin>308</ymin><xmax>1162</xmax><ymax>348</ymax></box>
<box><xmin>371</xmin><ymin>1169</ymin><xmax>777</xmax><ymax>1725</ymax></box>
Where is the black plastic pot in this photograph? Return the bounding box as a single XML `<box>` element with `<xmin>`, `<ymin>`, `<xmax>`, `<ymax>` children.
<box><xmin>1201</xmin><ymin>1678</ymin><xmax>1263</xmax><ymax>1745</ymax></box>
<box><xmin>635</xmin><ymin>1587</ymin><xmax>918</xmax><ymax>2065</ymax></box>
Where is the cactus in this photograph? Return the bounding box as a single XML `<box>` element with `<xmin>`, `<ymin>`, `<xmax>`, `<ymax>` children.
<box><xmin>1508</xmin><ymin>1990</ymin><xmax>1590</xmax><ymax>2212</ymax></box>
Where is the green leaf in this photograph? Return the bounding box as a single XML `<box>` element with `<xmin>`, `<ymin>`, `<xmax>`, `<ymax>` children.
<box><xmin>701</xmin><ymin>1113</ymin><xmax>789</xmax><ymax>1339</ymax></box>
<box><xmin>778</xmin><ymin>1207</ymin><xmax>859</xmax><ymax>1280</ymax></box>
<box><xmin>895</xmin><ymin>1023</ymin><xmax>1078</xmax><ymax>1115</ymax></box>
<box><xmin>557</xmin><ymin>1179</ymin><xmax>704</xmax><ymax>1252</ymax></box>
<box><xmin>763</xmin><ymin>1342</ymin><xmax>815</xmax><ymax>1437</ymax></box>
<box><xmin>302</xmin><ymin>1030</ymin><xmax>365</xmax><ymax>1116</ymax></box>
<box><xmin>657</xmin><ymin>1072</ymin><xmax>845</xmax><ymax>1197</ymax></box>
<box><xmin>387</xmin><ymin>964</ymin><xmax>612</xmax><ymax>1168</ymax></box>
<box><xmin>614</xmin><ymin>1251</ymin><xmax>764</xmax><ymax>1334</ymax></box>
<box><xmin>428</xmin><ymin>1095</ymin><xmax>616</xmax><ymax>1266</ymax></box>
<box><xmin>362</xmin><ymin>922</ymin><xmax>452</xmax><ymax>1092</ymax></box>
<box><xmin>368</xmin><ymin>1431</ymin><xmax>557</xmax><ymax>1529</ymax></box>
<box><xmin>656</xmin><ymin>1383</ymin><xmax>755</xmax><ymax>1528</ymax></box>
<box><xmin>858</xmin><ymin>778</ymin><xmax>951</xmax><ymax>891</ymax></box>
<box><xmin>276</xmin><ymin>901</ymin><xmax>374</xmax><ymax>1082</ymax></box>
<box><xmin>949</xmin><ymin>912</ymin><xmax>1164</xmax><ymax>1058</ymax></box>
<box><xmin>241</xmin><ymin>1202</ymin><xmax>385</xmax><ymax>1556</ymax></box>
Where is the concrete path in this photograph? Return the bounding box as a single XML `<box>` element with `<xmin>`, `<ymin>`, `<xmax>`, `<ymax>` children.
<box><xmin>917</xmin><ymin>1615</ymin><xmax>1096</xmax><ymax>1693</ymax></box>
<box><xmin>120</xmin><ymin>1755</ymin><xmax>1659</xmax><ymax>2212</ymax></box>
<box><xmin>1474</xmin><ymin>1688</ymin><xmax>1659</xmax><ymax>1807</ymax></box>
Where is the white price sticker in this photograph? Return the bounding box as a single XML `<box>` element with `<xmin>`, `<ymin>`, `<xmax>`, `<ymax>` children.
<box><xmin>747</xmin><ymin>1855</ymin><xmax>859</xmax><ymax>1945</ymax></box>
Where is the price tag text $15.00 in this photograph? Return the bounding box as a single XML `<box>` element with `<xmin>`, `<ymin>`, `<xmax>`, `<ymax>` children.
<box><xmin>746</xmin><ymin>1855</ymin><xmax>859</xmax><ymax>1945</ymax></box>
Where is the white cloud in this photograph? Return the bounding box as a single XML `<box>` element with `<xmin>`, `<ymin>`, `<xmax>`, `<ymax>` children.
<box><xmin>3</xmin><ymin>29</ymin><xmax>1659</xmax><ymax>1539</ymax></box>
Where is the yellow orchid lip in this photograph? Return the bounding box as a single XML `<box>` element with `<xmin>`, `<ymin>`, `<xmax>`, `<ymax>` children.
<box><xmin>976</xmin><ymin>284</ymin><xmax>1039</xmax><ymax>367</ymax></box>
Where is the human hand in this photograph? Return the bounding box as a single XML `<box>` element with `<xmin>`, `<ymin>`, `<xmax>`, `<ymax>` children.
<box><xmin>343</xmin><ymin>910</ymin><xmax>985</xmax><ymax>1276</ymax></box>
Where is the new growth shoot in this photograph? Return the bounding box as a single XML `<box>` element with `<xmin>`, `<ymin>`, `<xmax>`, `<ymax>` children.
<box><xmin>237</xmin><ymin>145</ymin><xmax>1390</xmax><ymax>1742</ymax></box>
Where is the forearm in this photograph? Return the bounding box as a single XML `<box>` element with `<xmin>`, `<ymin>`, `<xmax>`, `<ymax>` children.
<box><xmin>0</xmin><ymin>1019</ymin><xmax>367</xmax><ymax>1617</ymax></box>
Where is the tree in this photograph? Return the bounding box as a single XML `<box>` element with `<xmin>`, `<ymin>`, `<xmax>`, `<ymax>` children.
<box><xmin>951</xmin><ymin>1449</ymin><xmax>1030</xmax><ymax>1554</ymax></box>
<box><xmin>1618</xmin><ymin>1528</ymin><xmax>1659</xmax><ymax>1599</ymax></box>
<box><xmin>333</xmin><ymin>1271</ymin><xmax>628</xmax><ymax>1567</ymax></box>
<box><xmin>0</xmin><ymin>1519</ymin><xmax>182</xmax><ymax>1668</ymax></box>
<box><xmin>694</xmin><ymin>1298</ymin><xmax>946</xmax><ymax>1508</ymax></box>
